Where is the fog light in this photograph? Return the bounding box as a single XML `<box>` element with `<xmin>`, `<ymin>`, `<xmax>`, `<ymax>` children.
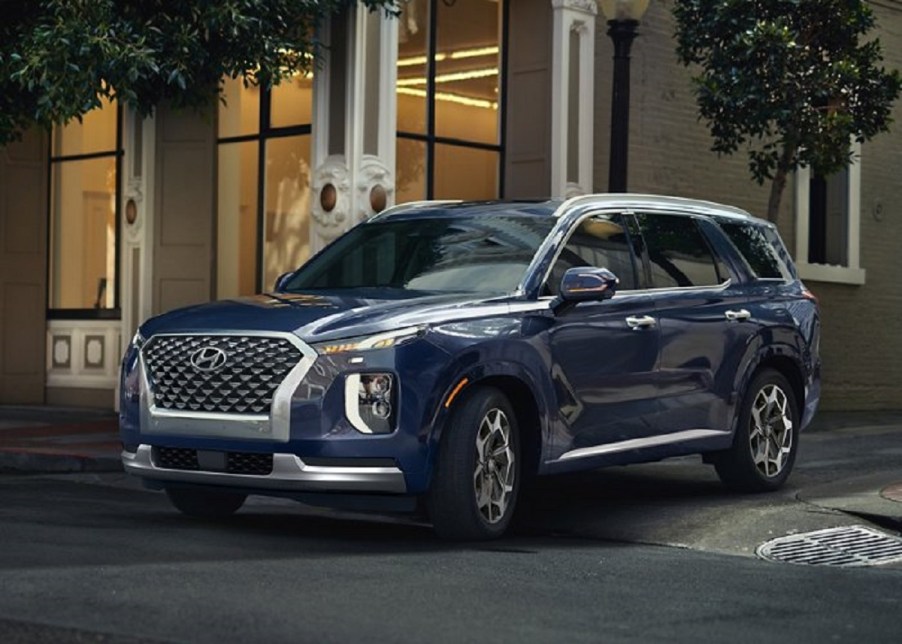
<box><xmin>345</xmin><ymin>373</ymin><xmax>396</xmax><ymax>434</ymax></box>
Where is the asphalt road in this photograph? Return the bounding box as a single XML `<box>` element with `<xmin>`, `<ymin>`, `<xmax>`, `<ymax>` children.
<box><xmin>1</xmin><ymin>424</ymin><xmax>901</xmax><ymax>644</ymax></box>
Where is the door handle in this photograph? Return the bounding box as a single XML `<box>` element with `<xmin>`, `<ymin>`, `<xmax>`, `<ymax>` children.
<box><xmin>626</xmin><ymin>315</ymin><xmax>657</xmax><ymax>329</ymax></box>
<box><xmin>725</xmin><ymin>309</ymin><xmax>751</xmax><ymax>322</ymax></box>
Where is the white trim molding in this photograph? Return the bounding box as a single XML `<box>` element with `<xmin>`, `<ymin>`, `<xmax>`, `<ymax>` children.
<box><xmin>794</xmin><ymin>141</ymin><xmax>865</xmax><ymax>285</ymax></box>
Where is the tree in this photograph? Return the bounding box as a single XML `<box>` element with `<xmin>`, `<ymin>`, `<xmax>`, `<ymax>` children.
<box><xmin>0</xmin><ymin>0</ymin><xmax>397</xmax><ymax>145</ymax></box>
<box><xmin>673</xmin><ymin>0</ymin><xmax>901</xmax><ymax>222</ymax></box>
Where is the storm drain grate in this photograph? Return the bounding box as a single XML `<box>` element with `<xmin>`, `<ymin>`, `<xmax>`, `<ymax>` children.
<box><xmin>757</xmin><ymin>525</ymin><xmax>902</xmax><ymax>567</ymax></box>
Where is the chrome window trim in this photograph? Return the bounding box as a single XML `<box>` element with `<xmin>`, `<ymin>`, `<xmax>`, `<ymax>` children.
<box><xmin>138</xmin><ymin>331</ymin><xmax>317</xmax><ymax>443</ymax></box>
<box><xmin>122</xmin><ymin>445</ymin><xmax>407</xmax><ymax>494</ymax></box>
<box><xmin>555</xmin><ymin>429</ymin><xmax>731</xmax><ymax>462</ymax></box>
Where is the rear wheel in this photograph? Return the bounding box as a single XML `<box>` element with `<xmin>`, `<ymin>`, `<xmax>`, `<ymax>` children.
<box><xmin>165</xmin><ymin>486</ymin><xmax>246</xmax><ymax>519</ymax></box>
<box><xmin>427</xmin><ymin>387</ymin><xmax>520</xmax><ymax>540</ymax></box>
<box><xmin>714</xmin><ymin>369</ymin><xmax>799</xmax><ymax>492</ymax></box>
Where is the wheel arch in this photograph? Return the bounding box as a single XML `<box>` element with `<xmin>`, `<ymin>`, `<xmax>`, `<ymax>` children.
<box><xmin>740</xmin><ymin>350</ymin><xmax>806</xmax><ymax>425</ymax></box>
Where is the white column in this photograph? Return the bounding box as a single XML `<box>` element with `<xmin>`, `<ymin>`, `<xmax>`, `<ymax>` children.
<box><xmin>551</xmin><ymin>0</ymin><xmax>597</xmax><ymax>198</ymax></box>
<box><xmin>310</xmin><ymin>8</ymin><xmax>398</xmax><ymax>253</ymax></box>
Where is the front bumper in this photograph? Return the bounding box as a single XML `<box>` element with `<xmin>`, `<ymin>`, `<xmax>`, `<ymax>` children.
<box><xmin>122</xmin><ymin>445</ymin><xmax>407</xmax><ymax>494</ymax></box>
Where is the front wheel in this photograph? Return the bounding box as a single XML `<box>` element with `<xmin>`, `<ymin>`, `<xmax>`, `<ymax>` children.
<box><xmin>165</xmin><ymin>486</ymin><xmax>246</xmax><ymax>519</ymax></box>
<box><xmin>713</xmin><ymin>369</ymin><xmax>799</xmax><ymax>493</ymax></box>
<box><xmin>427</xmin><ymin>387</ymin><xmax>520</xmax><ymax>540</ymax></box>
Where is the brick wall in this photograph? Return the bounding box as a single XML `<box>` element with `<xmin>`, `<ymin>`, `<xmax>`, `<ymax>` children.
<box><xmin>592</xmin><ymin>0</ymin><xmax>902</xmax><ymax>409</ymax></box>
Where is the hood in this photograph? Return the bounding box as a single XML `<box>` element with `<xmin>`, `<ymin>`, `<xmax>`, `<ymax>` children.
<box><xmin>139</xmin><ymin>289</ymin><xmax>515</xmax><ymax>343</ymax></box>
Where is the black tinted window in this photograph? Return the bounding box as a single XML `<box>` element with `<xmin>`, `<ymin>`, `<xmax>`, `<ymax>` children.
<box><xmin>636</xmin><ymin>214</ymin><xmax>723</xmax><ymax>288</ymax></box>
<box><xmin>719</xmin><ymin>220</ymin><xmax>793</xmax><ymax>280</ymax></box>
<box><xmin>547</xmin><ymin>214</ymin><xmax>638</xmax><ymax>293</ymax></box>
<box><xmin>284</xmin><ymin>214</ymin><xmax>553</xmax><ymax>294</ymax></box>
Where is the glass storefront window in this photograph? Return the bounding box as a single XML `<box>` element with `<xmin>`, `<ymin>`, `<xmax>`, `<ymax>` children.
<box><xmin>263</xmin><ymin>135</ymin><xmax>312</xmax><ymax>290</ymax></box>
<box><xmin>397</xmin><ymin>0</ymin><xmax>505</xmax><ymax>200</ymax></box>
<box><xmin>434</xmin><ymin>143</ymin><xmax>498</xmax><ymax>201</ymax></box>
<box><xmin>218</xmin><ymin>66</ymin><xmax>313</xmax><ymax>296</ymax></box>
<box><xmin>49</xmin><ymin>101</ymin><xmax>120</xmax><ymax>311</ymax></box>
<box><xmin>217</xmin><ymin>142</ymin><xmax>259</xmax><ymax>299</ymax></box>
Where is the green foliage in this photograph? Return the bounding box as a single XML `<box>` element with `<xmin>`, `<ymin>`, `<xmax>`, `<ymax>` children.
<box><xmin>0</xmin><ymin>0</ymin><xmax>397</xmax><ymax>144</ymax></box>
<box><xmin>673</xmin><ymin>0</ymin><xmax>901</xmax><ymax>219</ymax></box>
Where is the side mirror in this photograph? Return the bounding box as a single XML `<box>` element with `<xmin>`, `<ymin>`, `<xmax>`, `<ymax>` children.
<box><xmin>273</xmin><ymin>271</ymin><xmax>294</xmax><ymax>292</ymax></box>
<box><xmin>559</xmin><ymin>267</ymin><xmax>619</xmax><ymax>303</ymax></box>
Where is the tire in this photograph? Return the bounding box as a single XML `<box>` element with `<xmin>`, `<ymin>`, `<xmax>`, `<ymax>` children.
<box><xmin>713</xmin><ymin>369</ymin><xmax>800</xmax><ymax>493</ymax></box>
<box><xmin>165</xmin><ymin>486</ymin><xmax>246</xmax><ymax>519</ymax></box>
<box><xmin>427</xmin><ymin>386</ymin><xmax>521</xmax><ymax>540</ymax></box>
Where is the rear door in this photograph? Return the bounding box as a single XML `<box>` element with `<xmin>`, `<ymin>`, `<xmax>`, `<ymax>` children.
<box><xmin>634</xmin><ymin>212</ymin><xmax>757</xmax><ymax>435</ymax></box>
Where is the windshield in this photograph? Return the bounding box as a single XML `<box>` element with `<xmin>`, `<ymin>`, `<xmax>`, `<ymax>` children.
<box><xmin>283</xmin><ymin>213</ymin><xmax>554</xmax><ymax>295</ymax></box>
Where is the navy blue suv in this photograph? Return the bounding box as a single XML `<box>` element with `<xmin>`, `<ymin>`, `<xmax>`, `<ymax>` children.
<box><xmin>120</xmin><ymin>195</ymin><xmax>820</xmax><ymax>539</ymax></box>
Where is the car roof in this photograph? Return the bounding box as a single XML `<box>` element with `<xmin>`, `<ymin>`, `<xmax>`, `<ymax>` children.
<box><xmin>375</xmin><ymin>194</ymin><xmax>758</xmax><ymax>223</ymax></box>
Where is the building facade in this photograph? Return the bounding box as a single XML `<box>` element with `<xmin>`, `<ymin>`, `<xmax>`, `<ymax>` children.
<box><xmin>1</xmin><ymin>0</ymin><xmax>901</xmax><ymax>410</ymax></box>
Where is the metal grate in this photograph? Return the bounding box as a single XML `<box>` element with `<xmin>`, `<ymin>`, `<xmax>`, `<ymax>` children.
<box><xmin>154</xmin><ymin>447</ymin><xmax>273</xmax><ymax>476</ymax></box>
<box><xmin>142</xmin><ymin>334</ymin><xmax>301</xmax><ymax>415</ymax></box>
<box><xmin>757</xmin><ymin>525</ymin><xmax>902</xmax><ymax>567</ymax></box>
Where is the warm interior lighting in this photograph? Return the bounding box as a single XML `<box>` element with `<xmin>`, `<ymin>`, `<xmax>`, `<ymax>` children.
<box><xmin>397</xmin><ymin>67</ymin><xmax>498</xmax><ymax>87</ymax></box>
<box><xmin>397</xmin><ymin>45</ymin><xmax>499</xmax><ymax>67</ymax></box>
<box><xmin>397</xmin><ymin>87</ymin><xmax>497</xmax><ymax>110</ymax></box>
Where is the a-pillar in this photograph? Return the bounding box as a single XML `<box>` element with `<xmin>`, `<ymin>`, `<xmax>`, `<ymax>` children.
<box><xmin>310</xmin><ymin>8</ymin><xmax>399</xmax><ymax>252</ymax></box>
<box><xmin>551</xmin><ymin>0</ymin><xmax>597</xmax><ymax>198</ymax></box>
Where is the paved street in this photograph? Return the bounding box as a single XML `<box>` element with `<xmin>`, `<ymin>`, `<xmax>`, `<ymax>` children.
<box><xmin>0</xmin><ymin>420</ymin><xmax>901</xmax><ymax>643</ymax></box>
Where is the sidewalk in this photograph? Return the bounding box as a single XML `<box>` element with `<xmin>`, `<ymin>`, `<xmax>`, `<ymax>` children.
<box><xmin>0</xmin><ymin>405</ymin><xmax>121</xmax><ymax>473</ymax></box>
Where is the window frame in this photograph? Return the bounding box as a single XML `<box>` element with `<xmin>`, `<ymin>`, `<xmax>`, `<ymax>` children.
<box><xmin>396</xmin><ymin>0</ymin><xmax>510</xmax><ymax>200</ymax></box>
<box><xmin>46</xmin><ymin>106</ymin><xmax>124</xmax><ymax>320</ymax></box>
<box><xmin>794</xmin><ymin>141</ymin><xmax>865</xmax><ymax>285</ymax></box>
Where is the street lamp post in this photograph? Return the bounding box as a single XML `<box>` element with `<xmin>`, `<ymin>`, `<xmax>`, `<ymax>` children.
<box><xmin>599</xmin><ymin>1</ymin><xmax>649</xmax><ymax>193</ymax></box>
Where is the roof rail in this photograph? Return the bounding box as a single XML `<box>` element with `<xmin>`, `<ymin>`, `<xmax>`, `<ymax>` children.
<box><xmin>371</xmin><ymin>199</ymin><xmax>463</xmax><ymax>220</ymax></box>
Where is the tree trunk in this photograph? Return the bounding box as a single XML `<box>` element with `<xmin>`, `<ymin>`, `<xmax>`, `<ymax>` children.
<box><xmin>766</xmin><ymin>144</ymin><xmax>797</xmax><ymax>224</ymax></box>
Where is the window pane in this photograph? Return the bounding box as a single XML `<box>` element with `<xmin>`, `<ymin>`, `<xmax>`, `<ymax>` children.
<box><xmin>549</xmin><ymin>215</ymin><xmax>638</xmax><ymax>293</ymax></box>
<box><xmin>286</xmin><ymin>213</ymin><xmax>553</xmax><ymax>295</ymax></box>
<box><xmin>49</xmin><ymin>157</ymin><xmax>117</xmax><ymax>308</ymax></box>
<box><xmin>263</xmin><ymin>135</ymin><xmax>312</xmax><ymax>290</ymax></box>
<box><xmin>397</xmin><ymin>0</ymin><xmax>429</xmax><ymax>134</ymax></box>
<box><xmin>434</xmin><ymin>144</ymin><xmax>498</xmax><ymax>200</ymax></box>
<box><xmin>808</xmin><ymin>169</ymin><xmax>849</xmax><ymax>266</ymax></box>
<box><xmin>219</xmin><ymin>77</ymin><xmax>260</xmax><ymax>139</ymax></box>
<box><xmin>435</xmin><ymin>0</ymin><xmax>501</xmax><ymax>145</ymax></box>
<box><xmin>53</xmin><ymin>101</ymin><xmax>117</xmax><ymax>157</ymax></box>
<box><xmin>719</xmin><ymin>221</ymin><xmax>791</xmax><ymax>280</ymax></box>
<box><xmin>270</xmin><ymin>73</ymin><xmax>313</xmax><ymax>129</ymax></box>
<box><xmin>396</xmin><ymin>137</ymin><xmax>427</xmax><ymax>203</ymax></box>
<box><xmin>637</xmin><ymin>214</ymin><xmax>722</xmax><ymax>288</ymax></box>
<box><xmin>217</xmin><ymin>141</ymin><xmax>259</xmax><ymax>299</ymax></box>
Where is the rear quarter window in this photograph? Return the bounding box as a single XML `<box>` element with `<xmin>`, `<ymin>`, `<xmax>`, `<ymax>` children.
<box><xmin>718</xmin><ymin>220</ymin><xmax>794</xmax><ymax>281</ymax></box>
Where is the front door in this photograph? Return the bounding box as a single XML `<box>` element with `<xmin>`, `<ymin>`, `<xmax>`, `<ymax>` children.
<box><xmin>544</xmin><ymin>213</ymin><xmax>662</xmax><ymax>458</ymax></box>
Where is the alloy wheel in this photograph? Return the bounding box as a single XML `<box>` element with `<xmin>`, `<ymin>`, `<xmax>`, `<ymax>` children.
<box><xmin>749</xmin><ymin>384</ymin><xmax>794</xmax><ymax>478</ymax></box>
<box><xmin>473</xmin><ymin>407</ymin><xmax>516</xmax><ymax>524</ymax></box>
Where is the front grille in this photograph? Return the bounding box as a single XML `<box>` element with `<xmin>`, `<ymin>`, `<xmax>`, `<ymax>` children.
<box><xmin>154</xmin><ymin>447</ymin><xmax>273</xmax><ymax>476</ymax></box>
<box><xmin>142</xmin><ymin>334</ymin><xmax>302</xmax><ymax>414</ymax></box>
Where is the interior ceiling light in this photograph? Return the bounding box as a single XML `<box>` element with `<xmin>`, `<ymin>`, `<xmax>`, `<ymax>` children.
<box><xmin>397</xmin><ymin>87</ymin><xmax>497</xmax><ymax>110</ymax></box>
<box><xmin>397</xmin><ymin>67</ymin><xmax>498</xmax><ymax>87</ymax></box>
<box><xmin>397</xmin><ymin>45</ymin><xmax>499</xmax><ymax>67</ymax></box>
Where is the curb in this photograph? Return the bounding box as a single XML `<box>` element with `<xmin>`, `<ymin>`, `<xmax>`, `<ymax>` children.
<box><xmin>0</xmin><ymin>450</ymin><xmax>123</xmax><ymax>474</ymax></box>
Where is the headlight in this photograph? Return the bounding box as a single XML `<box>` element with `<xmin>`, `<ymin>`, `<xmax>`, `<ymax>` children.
<box><xmin>345</xmin><ymin>372</ymin><xmax>396</xmax><ymax>434</ymax></box>
<box><xmin>313</xmin><ymin>326</ymin><xmax>425</xmax><ymax>355</ymax></box>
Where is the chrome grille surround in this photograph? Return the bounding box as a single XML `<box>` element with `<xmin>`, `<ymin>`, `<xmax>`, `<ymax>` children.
<box><xmin>137</xmin><ymin>331</ymin><xmax>317</xmax><ymax>443</ymax></box>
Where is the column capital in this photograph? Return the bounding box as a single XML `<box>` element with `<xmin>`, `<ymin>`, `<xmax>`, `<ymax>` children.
<box><xmin>551</xmin><ymin>0</ymin><xmax>599</xmax><ymax>16</ymax></box>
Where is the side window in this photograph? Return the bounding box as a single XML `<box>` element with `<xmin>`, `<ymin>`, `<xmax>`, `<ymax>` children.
<box><xmin>718</xmin><ymin>220</ymin><xmax>793</xmax><ymax>281</ymax></box>
<box><xmin>636</xmin><ymin>213</ymin><xmax>724</xmax><ymax>288</ymax></box>
<box><xmin>547</xmin><ymin>214</ymin><xmax>638</xmax><ymax>294</ymax></box>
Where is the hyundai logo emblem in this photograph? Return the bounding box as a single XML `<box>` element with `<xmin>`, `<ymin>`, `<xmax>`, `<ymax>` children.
<box><xmin>189</xmin><ymin>346</ymin><xmax>228</xmax><ymax>372</ymax></box>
